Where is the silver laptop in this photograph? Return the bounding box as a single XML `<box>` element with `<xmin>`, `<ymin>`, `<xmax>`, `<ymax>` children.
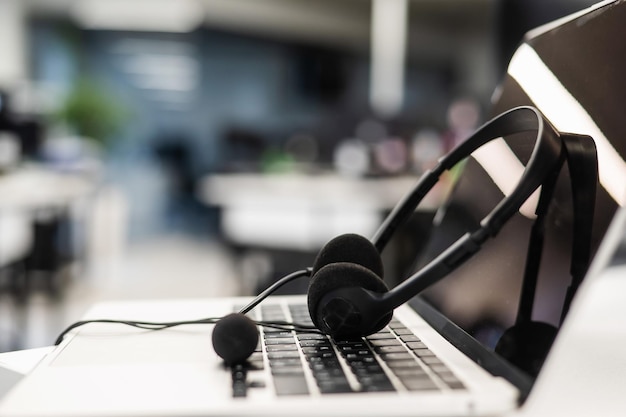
<box><xmin>2</xmin><ymin>2</ymin><xmax>625</xmax><ymax>416</ymax></box>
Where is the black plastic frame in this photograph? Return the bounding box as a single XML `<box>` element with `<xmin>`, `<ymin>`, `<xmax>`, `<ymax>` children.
<box><xmin>409</xmin><ymin>296</ymin><xmax>534</xmax><ymax>403</ymax></box>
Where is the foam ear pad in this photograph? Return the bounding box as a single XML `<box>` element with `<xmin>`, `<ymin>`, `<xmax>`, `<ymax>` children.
<box><xmin>307</xmin><ymin>262</ymin><xmax>390</xmax><ymax>334</ymax></box>
<box><xmin>312</xmin><ymin>234</ymin><xmax>383</xmax><ymax>278</ymax></box>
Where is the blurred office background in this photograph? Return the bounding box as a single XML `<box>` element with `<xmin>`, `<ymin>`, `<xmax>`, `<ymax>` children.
<box><xmin>0</xmin><ymin>0</ymin><xmax>595</xmax><ymax>352</ymax></box>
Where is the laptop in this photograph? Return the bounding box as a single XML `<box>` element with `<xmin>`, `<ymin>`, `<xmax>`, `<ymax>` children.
<box><xmin>1</xmin><ymin>1</ymin><xmax>625</xmax><ymax>416</ymax></box>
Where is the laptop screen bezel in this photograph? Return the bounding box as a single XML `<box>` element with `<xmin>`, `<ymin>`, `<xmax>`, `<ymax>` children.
<box><xmin>409</xmin><ymin>295</ymin><xmax>534</xmax><ymax>401</ymax></box>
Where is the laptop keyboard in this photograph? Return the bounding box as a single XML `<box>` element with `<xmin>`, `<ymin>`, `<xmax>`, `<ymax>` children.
<box><xmin>238</xmin><ymin>303</ymin><xmax>465</xmax><ymax>397</ymax></box>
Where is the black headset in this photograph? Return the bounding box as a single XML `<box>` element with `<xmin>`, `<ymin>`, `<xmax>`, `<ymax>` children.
<box><xmin>213</xmin><ymin>105</ymin><xmax>564</xmax><ymax>364</ymax></box>
<box><xmin>56</xmin><ymin>106</ymin><xmax>567</xmax><ymax>365</ymax></box>
<box><xmin>306</xmin><ymin>105</ymin><xmax>562</xmax><ymax>338</ymax></box>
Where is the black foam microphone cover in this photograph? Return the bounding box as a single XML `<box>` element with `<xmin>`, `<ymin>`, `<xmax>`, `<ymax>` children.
<box><xmin>212</xmin><ymin>313</ymin><xmax>259</xmax><ymax>365</ymax></box>
<box><xmin>312</xmin><ymin>233</ymin><xmax>384</xmax><ymax>278</ymax></box>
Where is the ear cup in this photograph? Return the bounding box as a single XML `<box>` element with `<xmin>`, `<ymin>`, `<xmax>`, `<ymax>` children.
<box><xmin>307</xmin><ymin>262</ymin><xmax>391</xmax><ymax>337</ymax></box>
<box><xmin>494</xmin><ymin>321</ymin><xmax>557</xmax><ymax>377</ymax></box>
<box><xmin>311</xmin><ymin>234</ymin><xmax>384</xmax><ymax>278</ymax></box>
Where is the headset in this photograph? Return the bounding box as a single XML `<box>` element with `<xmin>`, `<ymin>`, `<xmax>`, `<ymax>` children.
<box><xmin>305</xmin><ymin>105</ymin><xmax>562</xmax><ymax>338</ymax></box>
<box><xmin>55</xmin><ymin>106</ymin><xmax>567</xmax><ymax>365</ymax></box>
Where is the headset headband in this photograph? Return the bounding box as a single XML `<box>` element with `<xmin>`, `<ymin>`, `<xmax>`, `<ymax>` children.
<box><xmin>372</xmin><ymin>106</ymin><xmax>564</xmax><ymax>311</ymax></box>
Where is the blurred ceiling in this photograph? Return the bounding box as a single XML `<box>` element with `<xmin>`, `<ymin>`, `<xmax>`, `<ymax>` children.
<box><xmin>16</xmin><ymin>0</ymin><xmax>598</xmax><ymax>98</ymax></box>
<box><xmin>21</xmin><ymin>0</ymin><xmax>493</xmax><ymax>56</ymax></box>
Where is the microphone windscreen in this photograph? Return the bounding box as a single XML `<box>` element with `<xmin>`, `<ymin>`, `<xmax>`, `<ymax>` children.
<box><xmin>212</xmin><ymin>313</ymin><xmax>259</xmax><ymax>365</ymax></box>
<box><xmin>312</xmin><ymin>234</ymin><xmax>383</xmax><ymax>278</ymax></box>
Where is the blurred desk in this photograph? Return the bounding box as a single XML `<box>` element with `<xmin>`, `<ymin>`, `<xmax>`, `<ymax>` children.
<box><xmin>0</xmin><ymin>165</ymin><xmax>96</xmax><ymax>212</ymax></box>
<box><xmin>0</xmin><ymin>165</ymin><xmax>98</xmax><ymax>297</ymax></box>
<box><xmin>198</xmin><ymin>173</ymin><xmax>442</xmax><ymax>251</ymax></box>
<box><xmin>0</xmin><ymin>165</ymin><xmax>96</xmax><ymax>268</ymax></box>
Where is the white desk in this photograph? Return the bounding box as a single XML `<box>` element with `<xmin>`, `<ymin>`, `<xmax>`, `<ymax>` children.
<box><xmin>0</xmin><ymin>165</ymin><xmax>99</xmax><ymax>352</ymax></box>
<box><xmin>0</xmin><ymin>165</ymin><xmax>97</xmax><ymax>267</ymax></box>
<box><xmin>198</xmin><ymin>173</ymin><xmax>443</xmax><ymax>251</ymax></box>
<box><xmin>0</xmin><ymin>165</ymin><xmax>96</xmax><ymax>212</ymax></box>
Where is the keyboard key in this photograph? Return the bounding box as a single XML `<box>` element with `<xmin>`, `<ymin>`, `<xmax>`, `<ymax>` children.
<box><xmin>413</xmin><ymin>348</ymin><xmax>436</xmax><ymax>357</ymax></box>
<box><xmin>374</xmin><ymin>345</ymin><xmax>408</xmax><ymax>354</ymax></box>
<box><xmin>264</xmin><ymin>331</ymin><xmax>293</xmax><ymax>338</ymax></box>
<box><xmin>391</xmin><ymin>367</ymin><xmax>429</xmax><ymax>377</ymax></box>
<box><xmin>446</xmin><ymin>381</ymin><xmax>466</xmax><ymax>390</ymax></box>
<box><xmin>345</xmin><ymin>352</ymin><xmax>377</xmax><ymax>362</ymax></box>
<box><xmin>436</xmin><ymin>370</ymin><xmax>459</xmax><ymax>379</ymax></box>
<box><xmin>352</xmin><ymin>365</ymin><xmax>386</xmax><ymax>377</ymax></box>
<box><xmin>304</xmin><ymin>351</ymin><xmax>336</xmax><ymax>360</ymax></box>
<box><xmin>333</xmin><ymin>335</ymin><xmax>363</xmax><ymax>342</ymax></box>
<box><xmin>344</xmin><ymin>352</ymin><xmax>374</xmax><ymax>362</ymax></box>
<box><xmin>430</xmin><ymin>364</ymin><xmax>451</xmax><ymax>373</ymax></box>
<box><xmin>361</xmin><ymin>381</ymin><xmax>395</xmax><ymax>392</ymax></box>
<box><xmin>268</xmin><ymin>351</ymin><xmax>300</xmax><ymax>360</ymax></box>
<box><xmin>380</xmin><ymin>352</ymin><xmax>414</xmax><ymax>361</ymax></box>
<box><xmin>312</xmin><ymin>368</ymin><xmax>346</xmax><ymax>380</ymax></box>
<box><xmin>232</xmin><ymin>380</ymin><xmax>247</xmax><ymax>398</ymax></box>
<box><xmin>309</xmin><ymin>360</ymin><xmax>341</xmax><ymax>372</ymax></box>
<box><xmin>302</xmin><ymin>345</ymin><xmax>334</xmax><ymax>355</ymax></box>
<box><xmin>318</xmin><ymin>380</ymin><xmax>353</xmax><ymax>394</ymax></box>
<box><xmin>270</xmin><ymin>366</ymin><xmax>305</xmax><ymax>376</ymax></box>
<box><xmin>385</xmin><ymin>360</ymin><xmax>422</xmax><ymax>369</ymax></box>
<box><xmin>437</xmin><ymin>371</ymin><xmax>465</xmax><ymax>389</ymax></box>
<box><xmin>273</xmin><ymin>375</ymin><xmax>309</xmax><ymax>396</ymax></box>
<box><xmin>366</xmin><ymin>332</ymin><xmax>394</xmax><ymax>340</ymax></box>
<box><xmin>296</xmin><ymin>334</ymin><xmax>327</xmax><ymax>340</ymax></box>
<box><xmin>405</xmin><ymin>341</ymin><xmax>428</xmax><ymax>350</ymax></box>
<box><xmin>358</xmin><ymin>373</ymin><xmax>392</xmax><ymax>385</ymax></box>
<box><xmin>266</xmin><ymin>344</ymin><xmax>298</xmax><ymax>352</ymax></box>
<box><xmin>303</xmin><ymin>351</ymin><xmax>333</xmax><ymax>358</ymax></box>
<box><xmin>401</xmin><ymin>377</ymin><xmax>439</xmax><ymax>391</ymax></box>
<box><xmin>246</xmin><ymin>360</ymin><xmax>264</xmax><ymax>371</ymax></box>
<box><xmin>269</xmin><ymin>358</ymin><xmax>302</xmax><ymax>367</ymax></box>
<box><xmin>399</xmin><ymin>335</ymin><xmax>420</xmax><ymax>343</ymax></box>
<box><xmin>420</xmin><ymin>356</ymin><xmax>444</xmax><ymax>365</ymax></box>
<box><xmin>336</xmin><ymin>341</ymin><xmax>367</xmax><ymax>349</ymax></box>
<box><xmin>231</xmin><ymin>365</ymin><xmax>248</xmax><ymax>398</ymax></box>
<box><xmin>369</xmin><ymin>339</ymin><xmax>401</xmax><ymax>347</ymax></box>
<box><xmin>388</xmin><ymin>320</ymin><xmax>404</xmax><ymax>329</ymax></box>
<box><xmin>299</xmin><ymin>340</ymin><xmax>332</xmax><ymax>348</ymax></box>
<box><xmin>264</xmin><ymin>337</ymin><xmax>296</xmax><ymax>345</ymax></box>
<box><xmin>349</xmin><ymin>361</ymin><xmax>382</xmax><ymax>373</ymax></box>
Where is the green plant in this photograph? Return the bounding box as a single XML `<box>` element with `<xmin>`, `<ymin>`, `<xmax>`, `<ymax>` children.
<box><xmin>55</xmin><ymin>78</ymin><xmax>128</xmax><ymax>147</ymax></box>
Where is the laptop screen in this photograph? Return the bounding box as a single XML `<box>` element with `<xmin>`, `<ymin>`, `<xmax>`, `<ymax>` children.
<box><xmin>406</xmin><ymin>0</ymin><xmax>626</xmax><ymax>399</ymax></box>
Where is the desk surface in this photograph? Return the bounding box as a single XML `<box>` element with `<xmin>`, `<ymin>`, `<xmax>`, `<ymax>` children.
<box><xmin>0</xmin><ymin>165</ymin><xmax>96</xmax><ymax>211</ymax></box>
<box><xmin>198</xmin><ymin>173</ymin><xmax>445</xmax><ymax>250</ymax></box>
<box><xmin>0</xmin><ymin>164</ymin><xmax>98</xmax><ymax>265</ymax></box>
<box><xmin>199</xmin><ymin>173</ymin><xmax>443</xmax><ymax>210</ymax></box>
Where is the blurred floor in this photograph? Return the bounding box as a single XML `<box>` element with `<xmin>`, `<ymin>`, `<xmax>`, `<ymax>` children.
<box><xmin>0</xmin><ymin>234</ymin><xmax>241</xmax><ymax>352</ymax></box>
